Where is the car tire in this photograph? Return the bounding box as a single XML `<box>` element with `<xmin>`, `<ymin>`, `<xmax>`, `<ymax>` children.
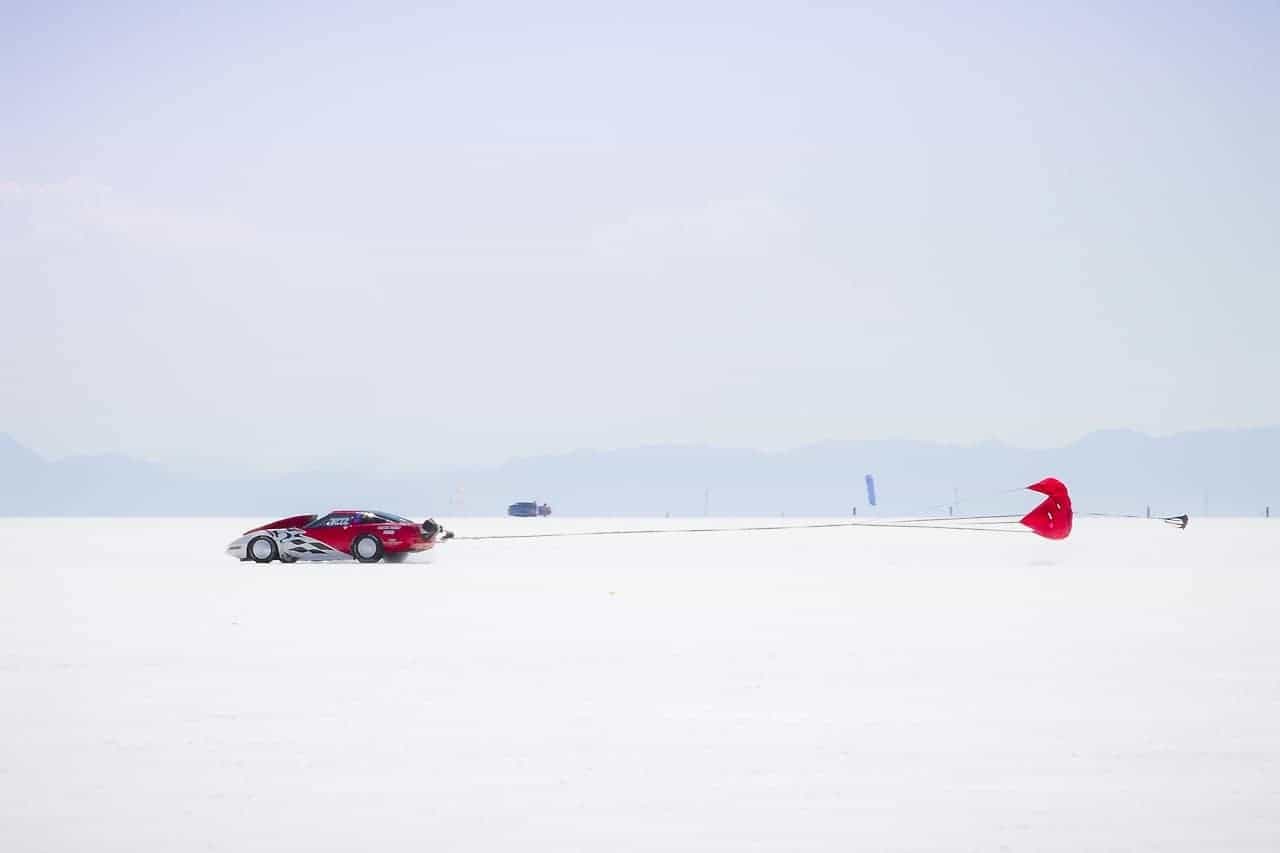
<box><xmin>248</xmin><ymin>536</ymin><xmax>278</xmax><ymax>563</ymax></box>
<box><xmin>352</xmin><ymin>534</ymin><xmax>383</xmax><ymax>563</ymax></box>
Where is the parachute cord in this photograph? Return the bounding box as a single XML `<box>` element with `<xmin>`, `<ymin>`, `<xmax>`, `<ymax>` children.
<box><xmin>888</xmin><ymin>513</ymin><xmax>1023</xmax><ymax>524</ymax></box>
<box><xmin>1079</xmin><ymin>511</ymin><xmax>1189</xmax><ymax>528</ymax></box>
<box><xmin>453</xmin><ymin>519</ymin><xmax>1032</xmax><ymax>542</ymax></box>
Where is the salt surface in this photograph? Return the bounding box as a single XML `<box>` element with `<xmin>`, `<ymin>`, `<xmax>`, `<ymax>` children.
<box><xmin>1</xmin><ymin>517</ymin><xmax>1277</xmax><ymax>851</ymax></box>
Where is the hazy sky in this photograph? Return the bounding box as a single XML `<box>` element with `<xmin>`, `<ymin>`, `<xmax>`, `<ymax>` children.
<box><xmin>3</xmin><ymin>1</ymin><xmax>1278</xmax><ymax>473</ymax></box>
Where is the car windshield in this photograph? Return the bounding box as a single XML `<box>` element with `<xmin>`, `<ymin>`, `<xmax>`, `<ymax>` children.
<box><xmin>305</xmin><ymin>511</ymin><xmax>415</xmax><ymax>527</ymax></box>
<box><xmin>374</xmin><ymin>511</ymin><xmax>415</xmax><ymax>524</ymax></box>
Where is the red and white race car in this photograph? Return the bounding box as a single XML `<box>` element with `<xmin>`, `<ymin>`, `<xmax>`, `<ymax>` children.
<box><xmin>227</xmin><ymin>511</ymin><xmax>452</xmax><ymax>563</ymax></box>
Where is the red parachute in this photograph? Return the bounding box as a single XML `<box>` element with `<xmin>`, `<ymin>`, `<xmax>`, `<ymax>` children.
<box><xmin>1020</xmin><ymin>477</ymin><xmax>1073</xmax><ymax>540</ymax></box>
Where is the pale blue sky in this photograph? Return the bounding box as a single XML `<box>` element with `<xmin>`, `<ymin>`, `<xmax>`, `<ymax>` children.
<box><xmin>2</xmin><ymin>1</ymin><xmax>1278</xmax><ymax>473</ymax></box>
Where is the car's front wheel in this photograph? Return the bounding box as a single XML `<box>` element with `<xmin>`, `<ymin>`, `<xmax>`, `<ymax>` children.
<box><xmin>248</xmin><ymin>536</ymin><xmax>278</xmax><ymax>563</ymax></box>
<box><xmin>352</xmin><ymin>534</ymin><xmax>383</xmax><ymax>563</ymax></box>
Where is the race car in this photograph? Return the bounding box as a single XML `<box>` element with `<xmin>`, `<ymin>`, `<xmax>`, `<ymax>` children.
<box><xmin>226</xmin><ymin>510</ymin><xmax>453</xmax><ymax>564</ymax></box>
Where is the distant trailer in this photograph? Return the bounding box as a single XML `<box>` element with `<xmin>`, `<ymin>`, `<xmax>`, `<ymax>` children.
<box><xmin>508</xmin><ymin>501</ymin><xmax>552</xmax><ymax>517</ymax></box>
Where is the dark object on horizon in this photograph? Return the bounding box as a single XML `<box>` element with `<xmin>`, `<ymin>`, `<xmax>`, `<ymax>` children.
<box><xmin>865</xmin><ymin>474</ymin><xmax>877</xmax><ymax>507</ymax></box>
<box><xmin>508</xmin><ymin>501</ymin><xmax>551</xmax><ymax>518</ymax></box>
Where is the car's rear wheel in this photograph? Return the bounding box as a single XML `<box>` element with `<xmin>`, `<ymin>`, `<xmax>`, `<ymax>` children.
<box><xmin>248</xmin><ymin>536</ymin><xmax>278</xmax><ymax>563</ymax></box>
<box><xmin>352</xmin><ymin>534</ymin><xmax>383</xmax><ymax>563</ymax></box>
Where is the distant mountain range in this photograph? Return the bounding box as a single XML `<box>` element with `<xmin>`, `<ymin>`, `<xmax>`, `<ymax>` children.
<box><xmin>1</xmin><ymin>429</ymin><xmax>1276</xmax><ymax>517</ymax></box>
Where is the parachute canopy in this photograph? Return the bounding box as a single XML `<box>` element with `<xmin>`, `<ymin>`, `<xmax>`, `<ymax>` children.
<box><xmin>1020</xmin><ymin>477</ymin><xmax>1072</xmax><ymax>540</ymax></box>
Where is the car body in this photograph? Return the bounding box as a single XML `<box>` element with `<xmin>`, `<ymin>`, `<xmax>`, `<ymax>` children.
<box><xmin>226</xmin><ymin>510</ymin><xmax>450</xmax><ymax>564</ymax></box>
